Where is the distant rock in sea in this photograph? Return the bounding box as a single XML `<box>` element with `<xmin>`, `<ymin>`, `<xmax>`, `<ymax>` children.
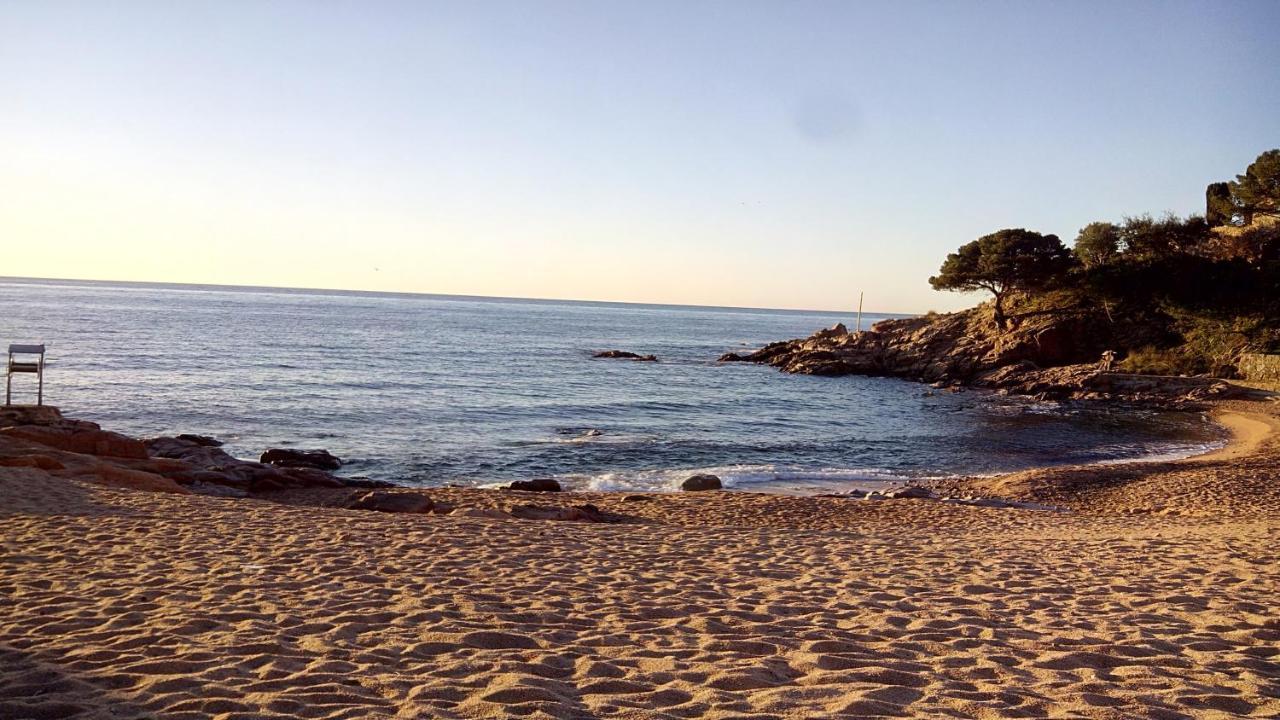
<box><xmin>593</xmin><ymin>350</ymin><xmax>658</xmax><ymax>361</ymax></box>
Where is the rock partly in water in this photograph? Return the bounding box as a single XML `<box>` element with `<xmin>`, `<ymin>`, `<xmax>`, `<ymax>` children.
<box><xmin>176</xmin><ymin>433</ymin><xmax>223</xmax><ymax>447</ymax></box>
<box><xmin>681</xmin><ymin>474</ymin><xmax>722</xmax><ymax>491</ymax></box>
<box><xmin>260</xmin><ymin>448</ymin><xmax>342</xmax><ymax>470</ymax></box>
<box><xmin>343</xmin><ymin>491</ymin><xmax>434</xmax><ymax>514</ymax></box>
<box><xmin>507</xmin><ymin>478</ymin><xmax>562</xmax><ymax>493</ymax></box>
<box><xmin>594</xmin><ymin>350</ymin><xmax>658</xmax><ymax>361</ymax></box>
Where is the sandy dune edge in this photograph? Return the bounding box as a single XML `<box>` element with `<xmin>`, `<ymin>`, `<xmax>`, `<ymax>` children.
<box><xmin>2</xmin><ymin>399</ymin><xmax>1279</xmax><ymax>719</ymax></box>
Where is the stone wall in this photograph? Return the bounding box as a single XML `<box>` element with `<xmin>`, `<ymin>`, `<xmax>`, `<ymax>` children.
<box><xmin>1238</xmin><ymin>353</ymin><xmax>1280</xmax><ymax>381</ymax></box>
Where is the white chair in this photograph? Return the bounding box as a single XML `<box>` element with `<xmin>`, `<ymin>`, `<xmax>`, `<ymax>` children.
<box><xmin>6</xmin><ymin>344</ymin><xmax>46</xmax><ymax>406</ymax></box>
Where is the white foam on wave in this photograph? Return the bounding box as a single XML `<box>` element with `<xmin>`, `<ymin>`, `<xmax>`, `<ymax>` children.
<box><xmin>565</xmin><ymin>464</ymin><xmax>946</xmax><ymax>495</ymax></box>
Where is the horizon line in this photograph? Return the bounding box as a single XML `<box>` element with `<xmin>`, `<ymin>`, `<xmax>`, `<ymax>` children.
<box><xmin>0</xmin><ymin>274</ymin><xmax>917</xmax><ymax>319</ymax></box>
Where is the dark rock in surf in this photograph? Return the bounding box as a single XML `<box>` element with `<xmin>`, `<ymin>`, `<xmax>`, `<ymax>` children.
<box><xmin>507</xmin><ymin>478</ymin><xmax>562</xmax><ymax>493</ymax></box>
<box><xmin>177</xmin><ymin>433</ymin><xmax>223</xmax><ymax>447</ymax></box>
<box><xmin>681</xmin><ymin>474</ymin><xmax>722</xmax><ymax>492</ymax></box>
<box><xmin>260</xmin><ymin>448</ymin><xmax>343</xmax><ymax>470</ymax></box>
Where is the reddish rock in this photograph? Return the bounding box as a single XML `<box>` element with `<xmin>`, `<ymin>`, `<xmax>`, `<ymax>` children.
<box><xmin>0</xmin><ymin>454</ymin><xmax>65</xmax><ymax>471</ymax></box>
<box><xmin>84</xmin><ymin>463</ymin><xmax>190</xmax><ymax>494</ymax></box>
<box><xmin>2</xmin><ymin>425</ymin><xmax>148</xmax><ymax>459</ymax></box>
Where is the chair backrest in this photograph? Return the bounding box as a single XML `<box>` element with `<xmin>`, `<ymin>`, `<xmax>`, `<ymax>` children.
<box><xmin>8</xmin><ymin>344</ymin><xmax>45</xmax><ymax>355</ymax></box>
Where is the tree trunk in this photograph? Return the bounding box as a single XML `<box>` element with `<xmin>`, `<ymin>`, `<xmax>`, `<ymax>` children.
<box><xmin>992</xmin><ymin>293</ymin><xmax>1008</xmax><ymax>331</ymax></box>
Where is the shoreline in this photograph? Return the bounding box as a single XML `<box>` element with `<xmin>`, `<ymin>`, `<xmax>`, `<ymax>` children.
<box><xmin>3</xmin><ymin>396</ymin><xmax>1279</xmax><ymax>718</ymax></box>
<box><xmin>1191</xmin><ymin>408</ymin><xmax>1278</xmax><ymax>463</ymax></box>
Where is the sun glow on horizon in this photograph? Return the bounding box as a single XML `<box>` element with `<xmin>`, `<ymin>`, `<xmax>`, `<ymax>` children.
<box><xmin>3</xmin><ymin>2</ymin><xmax>1277</xmax><ymax>314</ymax></box>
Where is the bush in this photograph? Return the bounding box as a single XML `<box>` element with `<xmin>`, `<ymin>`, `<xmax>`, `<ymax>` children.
<box><xmin>1119</xmin><ymin>346</ymin><xmax>1205</xmax><ymax>376</ymax></box>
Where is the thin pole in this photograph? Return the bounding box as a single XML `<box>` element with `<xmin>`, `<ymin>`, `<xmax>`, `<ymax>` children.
<box><xmin>856</xmin><ymin>291</ymin><xmax>864</xmax><ymax>332</ymax></box>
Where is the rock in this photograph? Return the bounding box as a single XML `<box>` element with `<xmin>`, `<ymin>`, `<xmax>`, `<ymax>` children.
<box><xmin>176</xmin><ymin>433</ymin><xmax>223</xmax><ymax>447</ymax></box>
<box><xmin>278</xmin><ymin>467</ymin><xmax>346</xmax><ymax>488</ymax></box>
<box><xmin>593</xmin><ymin>350</ymin><xmax>658</xmax><ymax>361</ymax></box>
<box><xmin>884</xmin><ymin>485</ymin><xmax>933</xmax><ymax>499</ymax></box>
<box><xmin>344</xmin><ymin>491</ymin><xmax>434</xmax><ymax>514</ymax></box>
<box><xmin>260</xmin><ymin>448</ymin><xmax>342</xmax><ymax>470</ymax></box>
<box><xmin>3</xmin><ymin>424</ymin><xmax>148</xmax><ymax>459</ymax></box>
<box><xmin>146</xmin><ymin>437</ymin><xmax>242</xmax><ymax>466</ymax></box>
<box><xmin>507</xmin><ymin>478</ymin><xmax>562</xmax><ymax>492</ymax></box>
<box><xmin>189</xmin><ymin>481</ymin><xmax>249</xmax><ymax>498</ymax></box>
<box><xmin>83</xmin><ymin>463</ymin><xmax>190</xmax><ymax>494</ymax></box>
<box><xmin>171</xmin><ymin>469</ymin><xmax>251</xmax><ymax>489</ymax></box>
<box><xmin>681</xmin><ymin>474</ymin><xmax>722</xmax><ymax>491</ymax></box>
<box><xmin>622</xmin><ymin>494</ymin><xmax>650</xmax><ymax>502</ymax></box>
<box><xmin>343</xmin><ymin>477</ymin><xmax>398</xmax><ymax>489</ymax></box>
<box><xmin>0</xmin><ymin>454</ymin><xmax>65</xmax><ymax>471</ymax></box>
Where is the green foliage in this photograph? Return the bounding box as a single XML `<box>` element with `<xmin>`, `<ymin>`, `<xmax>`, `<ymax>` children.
<box><xmin>1205</xmin><ymin>182</ymin><xmax>1233</xmax><ymax>227</ymax></box>
<box><xmin>931</xmin><ymin>150</ymin><xmax>1280</xmax><ymax>376</ymax></box>
<box><xmin>1227</xmin><ymin>149</ymin><xmax>1280</xmax><ymax>223</ymax></box>
<box><xmin>929</xmin><ymin>228</ymin><xmax>1075</xmax><ymax>328</ymax></box>
<box><xmin>1115</xmin><ymin>213</ymin><xmax>1211</xmax><ymax>260</ymax></box>
<box><xmin>1073</xmin><ymin>222</ymin><xmax>1121</xmax><ymax>268</ymax></box>
<box><xmin>1119</xmin><ymin>346</ymin><xmax>1205</xmax><ymax>376</ymax></box>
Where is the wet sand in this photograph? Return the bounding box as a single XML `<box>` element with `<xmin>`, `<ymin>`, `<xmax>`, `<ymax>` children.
<box><xmin>2</xmin><ymin>399</ymin><xmax>1278</xmax><ymax>719</ymax></box>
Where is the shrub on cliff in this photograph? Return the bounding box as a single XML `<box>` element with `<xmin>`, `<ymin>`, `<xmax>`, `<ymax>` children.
<box><xmin>1226</xmin><ymin>149</ymin><xmax>1280</xmax><ymax>224</ymax></box>
<box><xmin>929</xmin><ymin>229</ymin><xmax>1075</xmax><ymax>330</ymax></box>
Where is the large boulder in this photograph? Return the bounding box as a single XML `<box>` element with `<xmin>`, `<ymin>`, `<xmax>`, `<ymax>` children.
<box><xmin>260</xmin><ymin>448</ymin><xmax>342</xmax><ymax>470</ymax></box>
<box><xmin>507</xmin><ymin>478</ymin><xmax>562</xmax><ymax>492</ymax></box>
<box><xmin>681</xmin><ymin>474</ymin><xmax>722</xmax><ymax>491</ymax></box>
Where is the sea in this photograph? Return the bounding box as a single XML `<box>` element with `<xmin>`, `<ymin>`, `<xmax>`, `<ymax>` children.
<box><xmin>0</xmin><ymin>278</ymin><xmax>1224</xmax><ymax>494</ymax></box>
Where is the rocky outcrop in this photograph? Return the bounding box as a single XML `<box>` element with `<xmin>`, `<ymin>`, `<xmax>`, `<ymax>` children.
<box><xmin>681</xmin><ymin>474</ymin><xmax>722</xmax><ymax>491</ymax></box>
<box><xmin>2</xmin><ymin>414</ymin><xmax>148</xmax><ymax>459</ymax></box>
<box><xmin>260</xmin><ymin>448</ymin><xmax>342</xmax><ymax>470</ymax></box>
<box><xmin>594</xmin><ymin>350</ymin><xmax>658</xmax><ymax>361</ymax></box>
<box><xmin>722</xmin><ymin>309</ymin><xmax>1242</xmax><ymax>406</ymax></box>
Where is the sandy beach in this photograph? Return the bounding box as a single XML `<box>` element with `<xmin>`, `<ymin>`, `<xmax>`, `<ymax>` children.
<box><xmin>3</xmin><ymin>399</ymin><xmax>1279</xmax><ymax>719</ymax></box>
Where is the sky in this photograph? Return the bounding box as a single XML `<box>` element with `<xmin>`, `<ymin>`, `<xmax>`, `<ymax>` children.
<box><xmin>2</xmin><ymin>1</ymin><xmax>1278</xmax><ymax>313</ymax></box>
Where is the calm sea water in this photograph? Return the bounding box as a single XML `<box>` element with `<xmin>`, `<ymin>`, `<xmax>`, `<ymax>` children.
<box><xmin>0</xmin><ymin>278</ymin><xmax>1223</xmax><ymax>493</ymax></box>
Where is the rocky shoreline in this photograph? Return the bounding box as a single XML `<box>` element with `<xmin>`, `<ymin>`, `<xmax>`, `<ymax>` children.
<box><xmin>719</xmin><ymin>310</ymin><xmax>1242</xmax><ymax>407</ymax></box>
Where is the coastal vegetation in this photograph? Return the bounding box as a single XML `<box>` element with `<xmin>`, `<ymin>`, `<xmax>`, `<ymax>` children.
<box><xmin>930</xmin><ymin>148</ymin><xmax>1280</xmax><ymax>376</ymax></box>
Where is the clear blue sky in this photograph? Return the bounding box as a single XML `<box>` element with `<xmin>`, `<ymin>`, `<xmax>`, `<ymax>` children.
<box><xmin>3</xmin><ymin>0</ymin><xmax>1277</xmax><ymax>312</ymax></box>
